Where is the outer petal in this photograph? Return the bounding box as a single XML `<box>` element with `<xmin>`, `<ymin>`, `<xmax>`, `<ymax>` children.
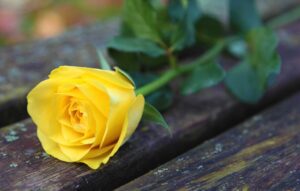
<box><xmin>49</xmin><ymin>66</ymin><xmax>134</xmax><ymax>90</ymax></box>
<box><xmin>37</xmin><ymin>130</ymin><xmax>71</xmax><ymax>162</ymax></box>
<box><xmin>59</xmin><ymin>144</ymin><xmax>91</xmax><ymax>161</ymax></box>
<box><xmin>80</xmin><ymin>154</ymin><xmax>111</xmax><ymax>170</ymax></box>
<box><xmin>99</xmin><ymin>100</ymin><xmax>129</xmax><ymax>148</ymax></box>
<box><xmin>123</xmin><ymin>95</ymin><xmax>145</xmax><ymax>141</ymax></box>
<box><xmin>99</xmin><ymin>86</ymin><xmax>136</xmax><ymax>148</ymax></box>
<box><xmin>81</xmin><ymin>95</ymin><xmax>144</xmax><ymax>169</ymax></box>
<box><xmin>27</xmin><ymin>79</ymin><xmax>62</xmax><ymax>138</ymax></box>
<box><xmin>111</xmin><ymin>94</ymin><xmax>145</xmax><ymax>152</ymax></box>
<box><xmin>84</xmin><ymin>144</ymin><xmax>115</xmax><ymax>159</ymax></box>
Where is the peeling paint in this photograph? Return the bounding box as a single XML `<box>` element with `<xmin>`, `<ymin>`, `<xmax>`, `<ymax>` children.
<box><xmin>4</xmin><ymin>135</ymin><xmax>19</xmax><ymax>142</ymax></box>
<box><xmin>9</xmin><ymin>162</ymin><xmax>18</xmax><ymax>168</ymax></box>
<box><xmin>0</xmin><ymin>152</ymin><xmax>7</xmax><ymax>157</ymax></box>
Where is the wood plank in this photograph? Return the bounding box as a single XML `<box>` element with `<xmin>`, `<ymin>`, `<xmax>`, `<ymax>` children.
<box><xmin>116</xmin><ymin>92</ymin><xmax>300</xmax><ymax>191</ymax></box>
<box><xmin>0</xmin><ymin>20</ymin><xmax>119</xmax><ymax>126</ymax></box>
<box><xmin>1</xmin><ymin>21</ymin><xmax>300</xmax><ymax>191</ymax></box>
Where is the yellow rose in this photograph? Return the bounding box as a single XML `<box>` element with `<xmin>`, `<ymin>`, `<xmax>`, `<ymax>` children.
<box><xmin>27</xmin><ymin>66</ymin><xmax>145</xmax><ymax>169</ymax></box>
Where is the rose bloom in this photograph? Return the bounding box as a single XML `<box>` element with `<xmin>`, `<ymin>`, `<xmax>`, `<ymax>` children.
<box><xmin>27</xmin><ymin>66</ymin><xmax>144</xmax><ymax>169</ymax></box>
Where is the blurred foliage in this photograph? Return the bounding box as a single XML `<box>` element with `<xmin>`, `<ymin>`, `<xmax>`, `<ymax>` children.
<box><xmin>107</xmin><ymin>0</ymin><xmax>281</xmax><ymax>107</ymax></box>
<box><xmin>0</xmin><ymin>0</ymin><xmax>122</xmax><ymax>46</ymax></box>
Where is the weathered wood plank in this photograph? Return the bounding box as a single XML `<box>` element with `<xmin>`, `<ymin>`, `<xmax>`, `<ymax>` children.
<box><xmin>116</xmin><ymin>92</ymin><xmax>300</xmax><ymax>191</ymax></box>
<box><xmin>0</xmin><ymin>20</ymin><xmax>119</xmax><ymax>126</ymax></box>
<box><xmin>1</xmin><ymin>21</ymin><xmax>300</xmax><ymax>191</ymax></box>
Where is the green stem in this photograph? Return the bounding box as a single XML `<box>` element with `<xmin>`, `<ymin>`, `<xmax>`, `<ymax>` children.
<box><xmin>136</xmin><ymin>39</ymin><xmax>229</xmax><ymax>96</ymax></box>
<box><xmin>136</xmin><ymin>7</ymin><xmax>300</xmax><ymax>97</ymax></box>
<box><xmin>267</xmin><ymin>6</ymin><xmax>300</xmax><ymax>29</ymax></box>
<box><xmin>168</xmin><ymin>52</ymin><xmax>178</xmax><ymax>68</ymax></box>
<box><xmin>136</xmin><ymin>69</ymin><xmax>178</xmax><ymax>96</ymax></box>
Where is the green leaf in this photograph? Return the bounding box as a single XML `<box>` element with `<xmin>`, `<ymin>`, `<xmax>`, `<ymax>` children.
<box><xmin>246</xmin><ymin>28</ymin><xmax>281</xmax><ymax>82</ymax></box>
<box><xmin>229</xmin><ymin>0</ymin><xmax>262</xmax><ymax>33</ymax></box>
<box><xmin>225</xmin><ymin>27</ymin><xmax>281</xmax><ymax>103</ymax></box>
<box><xmin>114</xmin><ymin>67</ymin><xmax>135</xmax><ymax>87</ymax></box>
<box><xmin>247</xmin><ymin>28</ymin><xmax>279</xmax><ymax>64</ymax></box>
<box><xmin>225</xmin><ymin>62</ymin><xmax>264</xmax><ymax>103</ymax></box>
<box><xmin>123</xmin><ymin>0</ymin><xmax>162</xmax><ymax>43</ymax></box>
<box><xmin>168</xmin><ymin>0</ymin><xmax>188</xmax><ymax>22</ymax></box>
<box><xmin>107</xmin><ymin>37</ymin><xmax>165</xmax><ymax>57</ymax></box>
<box><xmin>169</xmin><ymin>0</ymin><xmax>200</xmax><ymax>24</ymax></box>
<box><xmin>96</xmin><ymin>50</ymin><xmax>111</xmax><ymax>70</ymax></box>
<box><xmin>143</xmin><ymin>102</ymin><xmax>171</xmax><ymax>133</ymax></box>
<box><xmin>181</xmin><ymin>61</ymin><xmax>225</xmax><ymax>95</ymax></box>
<box><xmin>196</xmin><ymin>15</ymin><xmax>225</xmax><ymax>43</ymax></box>
<box><xmin>267</xmin><ymin>6</ymin><xmax>300</xmax><ymax>29</ymax></box>
<box><xmin>108</xmin><ymin>49</ymin><xmax>140</xmax><ymax>72</ymax></box>
<box><xmin>168</xmin><ymin>0</ymin><xmax>201</xmax><ymax>50</ymax></box>
<box><xmin>146</xmin><ymin>89</ymin><xmax>173</xmax><ymax>111</ymax></box>
<box><xmin>108</xmin><ymin>49</ymin><xmax>167</xmax><ymax>72</ymax></box>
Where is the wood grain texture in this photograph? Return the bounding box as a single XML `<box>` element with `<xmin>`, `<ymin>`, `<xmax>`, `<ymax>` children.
<box><xmin>117</xmin><ymin>92</ymin><xmax>300</xmax><ymax>191</ymax></box>
<box><xmin>1</xmin><ymin>21</ymin><xmax>300</xmax><ymax>191</ymax></box>
<box><xmin>0</xmin><ymin>20</ymin><xmax>119</xmax><ymax>126</ymax></box>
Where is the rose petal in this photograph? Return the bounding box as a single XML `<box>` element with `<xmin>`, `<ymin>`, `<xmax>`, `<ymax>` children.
<box><xmin>123</xmin><ymin>95</ymin><xmax>145</xmax><ymax>142</ymax></box>
<box><xmin>99</xmin><ymin>100</ymin><xmax>129</xmax><ymax>148</ymax></box>
<box><xmin>76</xmin><ymin>82</ymin><xmax>110</xmax><ymax>118</ymax></box>
<box><xmin>49</xmin><ymin>66</ymin><xmax>134</xmax><ymax>90</ymax></box>
<box><xmin>37</xmin><ymin>130</ymin><xmax>71</xmax><ymax>162</ymax></box>
<box><xmin>52</xmin><ymin>100</ymin><xmax>105</xmax><ymax>146</ymax></box>
<box><xmin>55</xmin><ymin>99</ymin><xmax>106</xmax><ymax>147</ymax></box>
<box><xmin>61</xmin><ymin>125</ymin><xmax>82</xmax><ymax>141</ymax></box>
<box><xmin>106</xmin><ymin>95</ymin><xmax>145</xmax><ymax>158</ymax></box>
<box><xmin>80</xmin><ymin>154</ymin><xmax>110</xmax><ymax>170</ymax></box>
<box><xmin>59</xmin><ymin>144</ymin><xmax>91</xmax><ymax>161</ymax></box>
<box><xmin>88</xmin><ymin>102</ymin><xmax>106</xmax><ymax>146</ymax></box>
<box><xmin>84</xmin><ymin>144</ymin><xmax>115</xmax><ymax>159</ymax></box>
<box><xmin>99</xmin><ymin>87</ymin><xmax>136</xmax><ymax>148</ymax></box>
<box><xmin>81</xmin><ymin>137</ymin><xmax>95</xmax><ymax>144</ymax></box>
<box><xmin>83</xmin><ymin>95</ymin><xmax>144</xmax><ymax>169</ymax></box>
<box><xmin>27</xmin><ymin>79</ymin><xmax>62</xmax><ymax>138</ymax></box>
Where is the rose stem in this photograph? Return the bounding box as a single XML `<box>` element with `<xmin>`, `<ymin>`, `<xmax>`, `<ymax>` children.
<box><xmin>135</xmin><ymin>38</ymin><xmax>233</xmax><ymax>96</ymax></box>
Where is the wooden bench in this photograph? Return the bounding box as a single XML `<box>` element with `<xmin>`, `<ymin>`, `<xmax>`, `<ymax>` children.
<box><xmin>1</xmin><ymin>3</ymin><xmax>300</xmax><ymax>190</ymax></box>
<box><xmin>117</xmin><ymin>91</ymin><xmax>300</xmax><ymax>191</ymax></box>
